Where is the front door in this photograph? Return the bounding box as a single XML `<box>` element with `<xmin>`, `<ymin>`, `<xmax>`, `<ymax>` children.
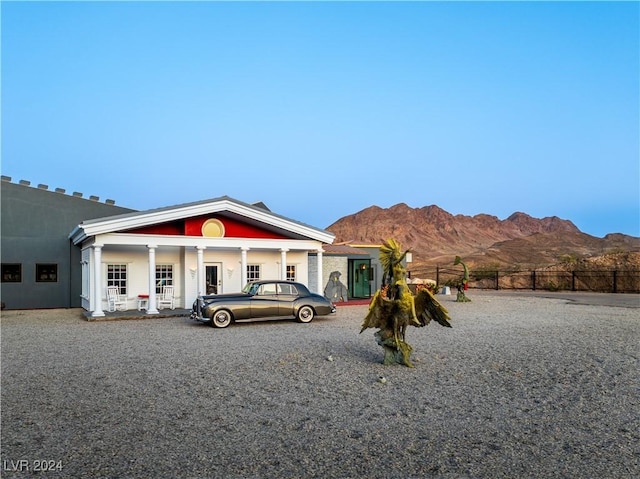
<box><xmin>350</xmin><ymin>259</ymin><xmax>371</xmax><ymax>298</ymax></box>
<box><xmin>205</xmin><ymin>264</ymin><xmax>222</xmax><ymax>294</ymax></box>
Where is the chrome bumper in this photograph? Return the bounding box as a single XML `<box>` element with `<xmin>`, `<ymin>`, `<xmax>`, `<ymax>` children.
<box><xmin>190</xmin><ymin>296</ymin><xmax>205</xmax><ymax>321</ymax></box>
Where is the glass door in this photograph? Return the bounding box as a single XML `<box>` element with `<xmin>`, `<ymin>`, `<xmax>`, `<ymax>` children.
<box><xmin>205</xmin><ymin>263</ymin><xmax>221</xmax><ymax>294</ymax></box>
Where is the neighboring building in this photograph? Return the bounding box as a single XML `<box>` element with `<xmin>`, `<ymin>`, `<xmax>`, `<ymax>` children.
<box><xmin>1</xmin><ymin>177</ymin><xmax>135</xmax><ymax>309</ymax></box>
<box><xmin>69</xmin><ymin>196</ymin><xmax>334</xmax><ymax>318</ymax></box>
<box><xmin>322</xmin><ymin>243</ymin><xmax>374</xmax><ymax>299</ymax></box>
<box><xmin>321</xmin><ymin>242</ymin><xmax>415</xmax><ymax>299</ymax></box>
<box><xmin>339</xmin><ymin>243</ymin><xmax>386</xmax><ymax>293</ymax></box>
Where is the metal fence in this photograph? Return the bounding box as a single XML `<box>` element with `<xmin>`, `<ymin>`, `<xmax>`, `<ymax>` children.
<box><xmin>409</xmin><ymin>267</ymin><xmax>640</xmax><ymax>294</ymax></box>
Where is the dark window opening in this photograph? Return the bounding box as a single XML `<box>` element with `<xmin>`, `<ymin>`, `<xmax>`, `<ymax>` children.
<box><xmin>1</xmin><ymin>264</ymin><xmax>22</xmax><ymax>283</ymax></box>
<box><xmin>36</xmin><ymin>264</ymin><xmax>58</xmax><ymax>283</ymax></box>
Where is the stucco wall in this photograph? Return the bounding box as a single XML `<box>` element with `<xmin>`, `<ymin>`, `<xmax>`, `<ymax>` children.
<box><xmin>85</xmin><ymin>246</ymin><xmax>311</xmax><ymax>310</ymax></box>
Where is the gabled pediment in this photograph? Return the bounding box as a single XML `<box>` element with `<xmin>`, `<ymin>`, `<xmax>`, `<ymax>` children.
<box><xmin>122</xmin><ymin>214</ymin><xmax>289</xmax><ymax>240</ymax></box>
<box><xmin>69</xmin><ymin>196</ymin><xmax>335</xmax><ymax>245</ymax></box>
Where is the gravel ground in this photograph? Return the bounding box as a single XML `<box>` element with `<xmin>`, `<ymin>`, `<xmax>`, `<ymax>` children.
<box><xmin>1</xmin><ymin>292</ymin><xmax>638</xmax><ymax>479</ymax></box>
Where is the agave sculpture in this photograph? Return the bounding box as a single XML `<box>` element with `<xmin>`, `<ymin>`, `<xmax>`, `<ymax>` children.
<box><xmin>360</xmin><ymin>239</ymin><xmax>452</xmax><ymax>367</ymax></box>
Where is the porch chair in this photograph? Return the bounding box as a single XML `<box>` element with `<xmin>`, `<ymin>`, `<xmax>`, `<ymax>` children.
<box><xmin>106</xmin><ymin>286</ymin><xmax>127</xmax><ymax>312</ymax></box>
<box><xmin>157</xmin><ymin>285</ymin><xmax>175</xmax><ymax>310</ymax></box>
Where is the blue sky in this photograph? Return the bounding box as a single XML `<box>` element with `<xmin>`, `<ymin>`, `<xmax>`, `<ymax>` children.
<box><xmin>2</xmin><ymin>1</ymin><xmax>638</xmax><ymax>238</ymax></box>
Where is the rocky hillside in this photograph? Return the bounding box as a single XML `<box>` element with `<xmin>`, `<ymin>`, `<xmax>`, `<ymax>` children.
<box><xmin>326</xmin><ymin>203</ymin><xmax>640</xmax><ymax>273</ymax></box>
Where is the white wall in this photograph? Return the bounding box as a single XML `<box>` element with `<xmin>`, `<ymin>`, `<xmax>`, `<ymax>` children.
<box><xmin>88</xmin><ymin>245</ymin><xmax>312</xmax><ymax>311</ymax></box>
<box><xmin>99</xmin><ymin>247</ymin><xmax>184</xmax><ymax>310</ymax></box>
<box><xmin>182</xmin><ymin>249</ymin><xmax>309</xmax><ymax>305</ymax></box>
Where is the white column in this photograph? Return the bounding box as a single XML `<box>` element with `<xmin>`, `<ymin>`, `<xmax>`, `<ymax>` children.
<box><xmin>280</xmin><ymin>248</ymin><xmax>288</xmax><ymax>280</ymax></box>
<box><xmin>316</xmin><ymin>248</ymin><xmax>323</xmax><ymax>294</ymax></box>
<box><xmin>92</xmin><ymin>244</ymin><xmax>105</xmax><ymax>318</ymax></box>
<box><xmin>196</xmin><ymin>246</ymin><xmax>205</xmax><ymax>296</ymax></box>
<box><xmin>241</xmin><ymin>247</ymin><xmax>249</xmax><ymax>287</ymax></box>
<box><xmin>147</xmin><ymin>245</ymin><xmax>159</xmax><ymax>314</ymax></box>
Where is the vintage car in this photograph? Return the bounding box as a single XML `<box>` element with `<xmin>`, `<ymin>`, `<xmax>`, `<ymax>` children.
<box><xmin>190</xmin><ymin>280</ymin><xmax>336</xmax><ymax>328</ymax></box>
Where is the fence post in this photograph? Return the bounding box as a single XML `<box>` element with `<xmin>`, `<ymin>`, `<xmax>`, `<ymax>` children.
<box><xmin>572</xmin><ymin>271</ymin><xmax>576</xmax><ymax>291</ymax></box>
<box><xmin>531</xmin><ymin>270</ymin><xmax>536</xmax><ymax>290</ymax></box>
<box><xmin>613</xmin><ymin>270</ymin><xmax>617</xmax><ymax>293</ymax></box>
<box><xmin>436</xmin><ymin>266</ymin><xmax>440</xmax><ymax>287</ymax></box>
<box><xmin>495</xmin><ymin>271</ymin><xmax>499</xmax><ymax>290</ymax></box>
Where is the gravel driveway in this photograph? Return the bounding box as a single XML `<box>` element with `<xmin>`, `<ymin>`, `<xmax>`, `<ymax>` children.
<box><xmin>1</xmin><ymin>292</ymin><xmax>638</xmax><ymax>478</ymax></box>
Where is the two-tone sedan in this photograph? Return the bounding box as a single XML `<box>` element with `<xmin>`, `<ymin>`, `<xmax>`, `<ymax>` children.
<box><xmin>190</xmin><ymin>280</ymin><xmax>336</xmax><ymax>328</ymax></box>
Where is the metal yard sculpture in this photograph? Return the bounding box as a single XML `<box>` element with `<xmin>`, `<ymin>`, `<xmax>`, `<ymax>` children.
<box><xmin>453</xmin><ymin>256</ymin><xmax>471</xmax><ymax>302</ymax></box>
<box><xmin>324</xmin><ymin>271</ymin><xmax>349</xmax><ymax>303</ymax></box>
<box><xmin>360</xmin><ymin>239</ymin><xmax>452</xmax><ymax>367</ymax></box>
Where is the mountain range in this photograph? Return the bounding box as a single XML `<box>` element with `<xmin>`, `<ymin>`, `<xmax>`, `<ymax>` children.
<box><xmin>326</xmin><ymin>203</ymin><xmax>640</xmax><ymax>274</ymax></box>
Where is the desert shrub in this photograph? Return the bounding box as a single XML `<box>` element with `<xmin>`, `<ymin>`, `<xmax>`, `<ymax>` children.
<box><xmin>559</xmin><ymin>254</ymin><xmax>580</xmax><ymax>266</ymax></box>
<box><xmin>545</xmin><ymin>280</ymin><xmax>559</xmax><ymax>291</ymax></box>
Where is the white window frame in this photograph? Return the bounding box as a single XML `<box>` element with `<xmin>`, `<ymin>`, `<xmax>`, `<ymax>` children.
<box><xmin>247</xmin><ymin>264</ymin><xmax>261</xmax><ymax>282</ymax></box>
<box><xmin>286</xmin><ymin>264</ymin><xmax>296</xmax><ymax>281</ymax></box>
<box><xmin>106</xmin><ymin>264</ymin><xmax>127</xmax><ymax>295</ymax></box>
<box><xmin>155</xmin><ymin>264</ymin><xmax>174</xmax><ymax>293</ymax></box>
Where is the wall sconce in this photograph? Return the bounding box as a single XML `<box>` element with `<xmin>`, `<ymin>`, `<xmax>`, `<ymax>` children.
<box><xmin>227</xmin><ymin>266</ymin><xmax>234</xmax><ymax>278</ymax></box>
<box><xmin>189</xmin><ymin>267</ymin><xmax>197</xmax><ymax>279</ymax></box>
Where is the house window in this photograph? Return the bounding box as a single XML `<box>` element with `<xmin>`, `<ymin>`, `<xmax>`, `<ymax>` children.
<box><xmin>247</xmin><ymin>264</ymin><xmax>260</xmax><ymax>282</ymax></box>
<box><xmin>1</xmin><ymin>264</ymin><xmax>21</xmax><ymax>283</ymax></box>
<box><xmin>107</xmin><ymin>264</ymin><xmax>127</xmax><ymax>295</ymax></box>
<box><xmin>155</xmin><ymin>265</ymin><xmax>173</xmax><ymax>293</ymax></box>
<box><xmin>81</xmin><ymin>261</ymin><xmax>89</xmax><ymax>298</ymax></box>
<box><xmin>286</xmin><ymin>265</ymin><xmax>296</xmax><ymax>281</ymax></box>
<box><xmin>36</xmin><ymin>264</ymin><xmax>58</xmax><ymax>282</ymax></box>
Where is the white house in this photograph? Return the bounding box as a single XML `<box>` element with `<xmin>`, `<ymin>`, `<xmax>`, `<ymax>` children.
<box><xmin>69</xmin><ymin>196</ymin><xmax>335</xmax><ymax>318</ymax></box>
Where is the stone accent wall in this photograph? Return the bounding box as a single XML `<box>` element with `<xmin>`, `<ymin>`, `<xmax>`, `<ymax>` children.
<box><xmin>322</xmin><ymin>256</ymin><xmax>348</xmax><ymax>297</ymax></box>
<box><xmin>308</xmin><ymin>255</ymin><xmax>318</xmax><ymax>293</ymax></box>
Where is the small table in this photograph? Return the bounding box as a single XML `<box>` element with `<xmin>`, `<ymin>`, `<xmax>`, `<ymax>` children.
<box><xmin>137</xmin><ymin>295</ymin><xmax>149</xmax><ymax>311</ymax></box>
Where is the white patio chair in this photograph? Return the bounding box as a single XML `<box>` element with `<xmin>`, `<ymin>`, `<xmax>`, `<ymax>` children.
<box><xmin>106</xmin><ymin>286</ymin><xmax>127</xmax><ymax>312</ymax></box>
<box><xmin>157</xmin><ymin>285</ymin><xmax>175</xmax><ymax>310</ymax></box>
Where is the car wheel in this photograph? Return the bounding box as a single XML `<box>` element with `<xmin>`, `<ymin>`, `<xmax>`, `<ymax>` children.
<box><xmin>297</xmin><ymin>305</ymin><xmax>314</xmax><ymax>323</ymax></box>
<box><xmin>211</xmin><ymin>310</ymin><xmax>232</xmax><ymax>328</ymax></box>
